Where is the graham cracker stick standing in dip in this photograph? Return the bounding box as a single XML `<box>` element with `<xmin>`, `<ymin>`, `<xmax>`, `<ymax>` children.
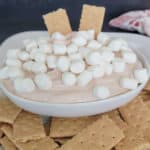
<box><xmin>79</xmin><ymin>4</ymin><xmax>105</xmax><ymax>35</ymax></box>
<box><xmin>43</xmin><ymin>8</ymin><xmax>72</xmax><ymax>34</ymax></box>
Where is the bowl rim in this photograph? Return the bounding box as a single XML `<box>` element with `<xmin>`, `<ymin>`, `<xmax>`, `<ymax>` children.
<box><xmin>0</xmin><ymin>31</ymin><xmax>150</xmax><ymax>105</ymax></box>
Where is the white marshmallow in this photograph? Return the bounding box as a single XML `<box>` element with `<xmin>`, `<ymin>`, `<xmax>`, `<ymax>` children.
<box><xmin>70</xmin><ymin>60</ymin><xmax>85</xmax><ymax>74</ymax></box>
<box><xmin>88</xmin><ymin>66</ymin><xmax>104</xmax><ymax>79</ymax></box>
<box><xmin>78</xmin><ymin>30</ymin><xmax>95</xmax><ymax>41</ymax></box>
<box><xmin>71</xmin><ymin>35</ymin><xmax>87</xmax><ymax>47</ymax></box>
<box><xmin>101</xmin><ymin>51</ymin><xmax>115</xmax><ymax>62</ymax></box>
<box><xmin>105</xmin><ymin>64</ymin><xmax>113</xmax><ymax>75</ymax></box>
<box><xmin>34</xmin><ymin>73</ymin><xmax>52</xmax><ymax>90</ymax></box>
<box><xmin>0</xmin><ymin>67</ymin><xmax>9</xmax><ymax>79</ymax></box>
<box><xmin>62</xmin><ymin>72</ymin><xmax>77</xmax><ymax>86</ymax></box>
<box><xmin>23</xmin><ymin>39</ymin><xmax>37</xmax><ymax>51</ymax></box>
<box><xmin>23</xmin><ymin>61</ymin><xmax>34</xmax><ymax>71</ymax></box>
<box><xmin>108</xmin><ymin>39</ymin><xmax>128</xmax><ymax>52</ymax></box>
<box><xmin>78</xmin><ymin>47</ymin><xmax>90</xmax><ymax>58</ymax></box>
<box><xmin>120</xmin><ymin>78</ymin><xmax>138</xmax><ymax>90</ymax></box>
<box><xmin>97</xmin><ymin>33</ymin><xmax>110</xmax><ymax>45</ymax></box>
<box><xmin>69</xmin><ymin>53</ymin><xmax>82</xmax><ymax>61</ymax></box>
<box><xmin>67</xmin><ymin>43</ymin><xmax>78</xmax><ymax>54</ymax></box>
<box><xmin>77</xmin><ymin>70</ymin><xmax>92</xmax><ymax>86</ymax></box>
<box><xmin>33</xmin><ymin>52</ymin><xmax>46</xmax><ymax>63</ymax></box>
<box><xmin>85</xmin><ymin>52</ymin><xmax>102</xmax><ymax>65</ymax></box>
<box><xmin>53</xmin><ymin>44</ymin><xmax>67</xmax><ymax>55</ymax></box>
<box><xmin>7</xmin><ymin>67</ymin><xmax>24</xmax><ymax>78</ymax></box>
<box><xmin>47</xmin><ymin>55</ymin><xmax>57</xmax><ymax>69</ymax></box>
<box><xmin>32</xmin><ymin>62</ymin><xmax>47</xmax><ymax>73</ymax></box>
<box><xmin>93</xmin><ymin>86</ymin><xmax>110</xmax><ymax>99</ymax></box>
<box><xmin>18</xmin><ymin>51</ymin><xmax>30</xmax><ymax>61</ymax></box>
<box><xmin>6</xmin><ymin>59</ymin><xmax>22</xmax><ymax>67</ymax></box>
<box><xmin>37</xmin><ymin>36</ymin><xmax>50</xmax><ymax>45</ymax></box>
<box><xmin>134</xmin><ymin>68</ymin><xmax>149</xmax><ymax>83</ymax></box>
<box><xmin>14</xmin><ymin>78</ymin><xmax>35</xmax><ymax>92</ymax></box>
<box><xmin>57</xmin><ymin>56</ymin><xmax>70</xmax><ymax>72</ymax></box>
<box><xmin>38</xmin><ymin>44</ymin><xmax>52</xmax><ymax>54</ymax></box>
<box><xmin>122</xmin><ymin>51</ymin><xmax>137</xmax><ymax>64</ymax></box>
<box><xmin>6</xmin><ymin>49</ymin><xmax>20</xmax><ymax>58</ymax></box>
<box><xmin>51</xmin><ymin>32</ymin><xmax>66</xmax><ymax>41</ymax></box>
<box><xmin>87</xmin><ymin>40</ymin><xmax>102</xmax><ymax>50</ymax></box>
<box><xmin>29</xmin><ymin>48</ymin><xmax>38</xmax><ymax>59</ymax></box>
<box><xmin>113</xmin><ymin>58</ymin><xmax>126</xmax><ymax>73</ymax></box>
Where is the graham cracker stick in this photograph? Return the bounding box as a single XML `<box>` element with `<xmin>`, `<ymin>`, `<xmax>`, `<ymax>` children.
<box><xmin>115</xmin><ymin>127</ymin><xmax>150</xmax><ymax>150</ymax></box>
<box><xmin>79</xmin><ymin>4</ymin><xmax>105</xmax><ymax>35</ymax></box>
<box><xmin>0</xmin><ymin>99</ymin><xmax>21</xmax><ymax>124</ymax></box>
<box><xmin>13</xmin><ymin>111</ymin><xmax>46</xmax><ymax>142</ymax></box>
<box><xmin>59</xmin><ymin>115</ymin><xmax>124</xmax><ymax>150</ymax></box>
<box><xmin>50</xmin><ymin>115</ymin><xmax>100</xmax><ymax>138</ymax></box>
<box><xmin>43</xmin><ymin>9</ymin><xmax>72</xmax><ymax>34</ymax></box>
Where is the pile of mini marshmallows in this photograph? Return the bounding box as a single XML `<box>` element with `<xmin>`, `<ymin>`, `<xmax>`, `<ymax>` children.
<box><xmin>0</xmin><ymin>30</ymin><xmax>149</xmax><ymax>99</ymax></box>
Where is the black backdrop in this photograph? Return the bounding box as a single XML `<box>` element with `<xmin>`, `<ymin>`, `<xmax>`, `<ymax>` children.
<box><xmin>0</xmin><ymin>0</ymin><xmax>150</xmax><ymax>43</ymax></box>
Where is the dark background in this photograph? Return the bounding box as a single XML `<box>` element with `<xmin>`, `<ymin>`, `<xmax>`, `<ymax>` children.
<box><xmin>0</xmin><ymin>0</ymin><xmax>150</xmax><ymax>43</ymax></box>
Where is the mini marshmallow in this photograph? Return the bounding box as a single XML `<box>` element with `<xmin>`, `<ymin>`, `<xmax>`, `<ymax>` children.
<box><xmin>71</xmin><ymin>35</ymin><xmax>87</xmax><ymax>47</ymax></box>
<box><xmin>37</xmin><ymin>36</ymin><xmax>50</xmax><ymax>45</ymax></box>
<box><xmin>122</xmin><ymin>51</ymin><xmax>137</xmax><ymax>64</ymax></box>
<box><xmin>33</xmin><ymin>52</ymin><xmax>46</xmax><ymax>63</ymax></box>
<box><xmin>53</xmin><ymin>44</ymin><xmax>67</xmax><ymax>55</ymax></box>
<box><xmin>29</xmin><ymin>48</ymin><xmax>38</xmax><ymax>59</ymax></box>
<box><xmin>47</xmin><ymin>55</ymin><xmax>57</xmax><ymax>69</ymax></box>
<box><xmin>134</xmin><ymin>68</ymin><xmax>149</xmax><ymax>83</ymax></box>
<box><xmin>6</xmin><ymin>49</ymin><xmax>20</xmax><ymax>58</ymax></box>
<box><xmin>78</xmin><ymin>47</ymin><xmax>90</xmax><ymax>58</ymax></box>
<box><xmin>18</xmin><ymin>51</ymin><xmax>30</xmax><ymax>61</ymax></box>
<box><xmin>77</xmin><ymin>70</ymin><xmax>92</xmax><ymax>86</ymax></box>
<box><xmin>23</xmin><ymin>61</ymin><xmax>34</xmax><ymax>71</ymax></box>
<box><xmin>62</xmin><ymin>72</ymin><xmax>77</xmax><ymax>86</ymax></box>
<box><xmin>7</xmin><ymin>67</ymin><xmax>24</xmax><ymax>78</ymax></box>
<box><xmin>87</xmin><ymin>40</ymin><xmax>102</xmax><ymax>50</ymax></box>
<box><xmin>120</xmin><ymin>78</ymin><xmax>138</xmax><ymax>90</ymax></box>
<box><xmin>113</xmin><ymin>58</ymin><xmax>126</xmax><ymax>73</ymax></box>
<box><xmin>32</xmin><ymin>62</ymin><xmax>47</xmax><ymax>73</ymax></box>
<box><xmin>23</xmin><ymin>39</ymin><xmax>37</xmax><ymax>51</ymax></box>
<box><xmin>108</xmin><ymin>39</ymin><xmax>128</xmax><ymax>52</ymax></box>
<box><xmin>105</xmin><ymin>64</ymin><xmax>113</xmax><ymax>75</ymax></box>
<box><xmin>97</xmin><ymin>33</ymin><xmax>110</xmax><ymax>45</ymax></box>
<box><xmin>57</xmin><ymin>56</ymin><xmax>70</xmax><ymax>72</ymax></box>
<box><xmin>69</xmin><ymin>53</ymin><xmax>82</xmax><ymax>61</ymax></box>
<box><xmin>78</xmin><ymin>30</ymin><xmax>95</xmax><ymax>41</ymax></box>
<box><xmin>14</xmin><ymin>78</ymin><xmax>35</xmax><ymax>93</ymax></box>
<box><xmin>67</xmin><ymin>43</ymin><xmax>78</xmax><ymax>54</ymax></box>
<box><xmin>88</xmin><ymin>65</ymin><xmax>104</xmax><ymax>79</ymax></box>
<box><xmin>34</xmin><ymin>73</ymin><xmax>52</xmax><ymax>90</ymax></box>
<box><xmin>70</xmin><ymin>59</ymin><xmax>85</xmax><ymax>74</ymax></box>
<box><xmin>101</xmin><ymin>51</ymin><xmax>115</xmax><ymax>62</ymax></box>
<box><xmin>51</xmin><ymin>32</ymin><xmax>66</xmax><ymax>41</ymax></box>
<box><xmin>85</xmin><ymin>52</ymin><xmax>102</xmax><ymax>65</ymax></box>
<box><xmin>38</xmin><ymin>44</ymin><xmax>52</xmax><ymax>54</ymax></box>
<box><xmin>93</xmin><ymin>86</ymin><xmax>110</xmax><ymax>99</ymax></box>
<box><xmin>6</xmin><ymin>59</ymin><xmax>22</xmax><ymax>67</ymax></box>
<box><xmin>0</xmin><ymin>67</ymin><xmax>9</xmax><ymax>79</ymax></box>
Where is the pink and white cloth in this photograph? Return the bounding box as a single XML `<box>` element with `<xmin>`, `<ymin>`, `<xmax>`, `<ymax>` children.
<box><xmin>109</xmin><ymin>9</ymin><xmax>150</xmax><ymax>36</ymax></box>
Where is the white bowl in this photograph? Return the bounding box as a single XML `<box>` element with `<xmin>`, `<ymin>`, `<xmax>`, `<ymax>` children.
<box><xmin>0</xmin><ymin>31</ymin><xmax>150</xmax><ymax>117</ymax></box>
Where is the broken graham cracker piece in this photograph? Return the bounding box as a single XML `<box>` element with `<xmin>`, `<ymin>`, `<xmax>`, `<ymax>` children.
<box><xmin>13</xmin><ymin>110</ymin><xmax>46</xmax><ymax>142</ymax></box>
<box><xmin>43</xmin><ymin>9</ymin><xmax>72</xmax><ymax>35</ymax></box>
<box><xmin>59</xmin><ymin>115</ymin><xmax>124</xmax><ymax>150</ymax></box>
<box><xmin>107</xmin><ymin>110</ymin><xmax>128</xmax><ymax>131</ymax></box>
<box><xmin>50</xmin><ymin>115</ymin><xmax>100</xmax><ymax>138</ymax></box>
<box><xmin>0</xmin><ymin>136</ymin><xmax>17</xmax><ymax>150</ymax></box>
<box><xmin>0</xmin><ymin>98</ymin><xmax>21</xmax><ymax>124</ymax></box>
<box><xmin>79</xmin><ymin>4</ymin><xmax>105</xmax><ymax>35</ymax></box>
<box><xmin>1</xmin><ymin>124</ymin><xmax>58</xmax><ymax>150</ymax></box>
<box><xmin>115</xmin><ymin>127</ymin><xmax>150</xmax><ymax>150</ymax></box>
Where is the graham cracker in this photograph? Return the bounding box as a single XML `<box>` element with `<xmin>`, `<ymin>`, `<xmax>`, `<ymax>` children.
<box><xmin>54</xmin><ymin>137</ymin><xmax>72</xmax><ymax>145</ymax></box>
<box><xmin>0</xmin><ymin>99</ymin><xmax>21</xmax><ymax>124</ymax></box>
<box><xmin>0</xmin><ymin>136</ymin><xmax>17</xmax><ymax>150</ymax></box>
<box><xmin>115</xmin><ymin>127</ymin><xmax>150</xmax><ymax>150</ymax></box>
<box><xmin>107</xmin><ymin>110</ymin><xmax>128</xmax><ymax>131</ymax></box>
<box><xmin>50</xmin><ymin>115</ymin><xmax>100</xmax><ymax>138</ymax></box>
<box><xmin>43</xmin><ymin>9</ymin><xmax>72</xmax><ymax>34</ymax></box>
<box><xmin>13</xmin><ymin>111</ymin><xmax>46</xmax><ymax>142</ymax></box>
<box><xmin>144</xmin><ymin>80</ymin><xmax>150</xmax><ymax>91</ymax></box>
<box><xmin>79</xmin><ymin>4</ymin><xmax>105</xmax><ymax>35</ymax></box>
<box><xmin>145</xmin><ymin>100</ymin><xmax>150</xmax><ymax>109</ymax></box>
<box><xmin>1</xmin><ymin>124</ymin><xmax>58</xmax><ymax>150</ymax></box>
<box><xmin>140</xmin><ymin>90</ymin><xmax>150</xmax><ymax>102</ymax></box>
<box><xmin>59</xmin><ymin>115</ymin><xmax>124</xmax><ymax>150</ymax></box>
